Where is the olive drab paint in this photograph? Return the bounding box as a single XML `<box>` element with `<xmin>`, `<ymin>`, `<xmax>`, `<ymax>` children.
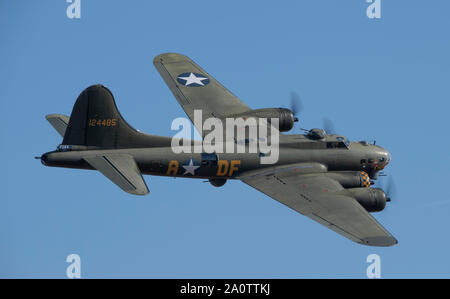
<box><xmin>40</xmin><ymin>53</ymin><xmax>396</xmax><ymax>247</ymax></box>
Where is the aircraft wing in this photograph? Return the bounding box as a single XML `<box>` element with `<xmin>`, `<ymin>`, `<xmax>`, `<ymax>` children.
<box><xmin>153</xmin><ymin>53</ymin><xmax>251</xmax><ymax>134</ymax></box>
<box><xmin>84</xmin><ymin>154</ymin><xmax>149</xmax><ymax>195</ymax></box>
<box><xmin>46</xmin><ymin>114</ymin><xmax>69</xmax><ymax>137</ymax></box>
<box><xmin>239</xmin><ymin>164</ymin><xmax>397</xmax><ymax>246</ymax></box>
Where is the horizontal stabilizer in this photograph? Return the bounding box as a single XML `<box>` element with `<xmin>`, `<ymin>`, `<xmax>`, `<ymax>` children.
<box><xmin>46</xmin><ymin>114</ymin><xmax>69</xmax><ymax>137</ymax></box>
<box><xmin>84</xmin><ymin>154</ymin><xmax>149</xmax><ymax>195</ymax></box>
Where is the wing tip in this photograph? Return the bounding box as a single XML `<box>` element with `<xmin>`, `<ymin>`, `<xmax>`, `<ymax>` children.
<box><xmin>153</xmin><ymin>52</ymin><xmax>190</xmax><ymax>65</ymax></box>
<box><xmin>359</xmin><ymin>236</ymin><xmax>398</xmax><ymax>247</ymax></box>
<box><xmin>128</xmin><ymin>189</ymin><xmax>150</xmax><ymax>196</ymax></box>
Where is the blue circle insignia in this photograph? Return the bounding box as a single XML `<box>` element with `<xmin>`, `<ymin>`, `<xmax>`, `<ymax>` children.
<box><xmin>176</xmin><ymin>72</ymin><xmax>210</xmax><ymax>87</ymax></box>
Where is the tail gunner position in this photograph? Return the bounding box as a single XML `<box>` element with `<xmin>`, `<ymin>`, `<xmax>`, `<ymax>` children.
<box><xmin>40</xmin><ymin>53</ymin><xmax>397</xmax><ymax>247</ymax></box>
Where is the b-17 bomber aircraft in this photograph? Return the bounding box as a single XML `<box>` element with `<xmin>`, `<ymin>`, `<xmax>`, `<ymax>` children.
<box><xmin>40</xmin><ymin>53</ymin><xmax>397</xmax><ymax>247</ymax></box>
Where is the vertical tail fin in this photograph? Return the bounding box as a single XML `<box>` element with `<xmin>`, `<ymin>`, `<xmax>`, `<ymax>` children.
<box><xmin>62</xmin><ymin>84</ymin><xmax>171</xmax><ymax>149</ymax></box>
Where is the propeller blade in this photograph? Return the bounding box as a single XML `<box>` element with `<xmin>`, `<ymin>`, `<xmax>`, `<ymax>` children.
<box><xmin>290</xmin><ymin>92</ymin><xmax>303</xmax><ymax>117</ymax></box>
<box><xmin>323</xmin><ymin>117</ymin><xmax>336</xmax><ymax>135</ymax></box>
<box><xmin>386</xmin><ymin>176</ymin><xmax>396</xmax><ymax>202</ymax></box>
<box><xmin>376</xmin><ymin>175</ymin><xmax>396</xmax><ymax>204</ymax></box>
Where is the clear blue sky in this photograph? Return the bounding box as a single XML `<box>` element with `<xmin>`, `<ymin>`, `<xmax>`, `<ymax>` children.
<box><xmin>1</xmin><ymin>0</ymin><xmax>449</xmax><ymax>278</ymax></box>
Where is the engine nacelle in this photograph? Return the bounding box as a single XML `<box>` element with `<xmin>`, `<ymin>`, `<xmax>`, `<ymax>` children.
<box><xmin>227</xmin><ymin>108</ymin><xmax>297</xmax><ymax>132</ymax></box>
<box><xmin>325</xmin><ymin>171</ymin><xmax>372</xmax><ymax>188</ymax></box>
<box><xmin>209</xmin><ymin>178</ymin><xmax>227</xmax><ymax>187</ymax></box>
<box><xmin>347</xmin><ymin>188</ymin><xmax>387</xmax><ymax>212</ymax></box>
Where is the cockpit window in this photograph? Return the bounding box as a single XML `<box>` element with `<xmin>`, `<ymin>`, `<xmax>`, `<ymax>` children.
<box><xmin>344</xmin><ymin>139</ymin><xmax>350</xmax><ymax>147</ymax></box>
<box><xmin>327</xmin><ymin>137</ymin><xmax>350</xmax><ymax>149</ymax></box>
<box><xmin>326</xmin><ymin>142</ymin><xmax>348</xmax><ymax>149</ymax></box>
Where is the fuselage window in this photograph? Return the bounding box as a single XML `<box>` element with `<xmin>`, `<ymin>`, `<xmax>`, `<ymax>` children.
<box><xmin>201</xmin><ymin>152</ymin><xmax>218</xmax><ymax>167</ymax></box>
<box><xmin>57</xmin><ymin>144</ymin><xmax>72</xmax><ymax>152</ymax></box>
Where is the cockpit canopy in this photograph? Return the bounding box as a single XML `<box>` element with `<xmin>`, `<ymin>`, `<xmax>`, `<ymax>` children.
<box><xmin>305</xmin><ymin>129</ymin><xmax>350</xmax><ymax>149</ymax></box>
<box><xmin>326</xmin><ymin>136</ymin><xmax>350</xmax><ymax>149</ymax></box>
<box><xmin>326</xmin><ymin>135</ymin><xmax>350</xmax><ymax>149</ymax></box>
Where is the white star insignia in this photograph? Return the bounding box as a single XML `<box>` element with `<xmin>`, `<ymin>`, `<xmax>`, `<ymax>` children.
<box><xmin>177</xmin><ymin>73</ymin><xmax>208</xmax><ymax>86</ymax></box>
<box><xmin>182</xmin><ymin>159</ymin><xmax>200</xmax><ymax>175</ymax></box>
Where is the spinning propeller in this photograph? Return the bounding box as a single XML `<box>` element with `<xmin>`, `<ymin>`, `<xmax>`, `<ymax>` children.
<box><xmin>289</xmin><ymin>91</ymin><xmax>337</xmax><ymax>135</ymax></box>
<box><xmin>290</xmin><ymin>91</ymin><xmax>302</xmax><ymax>122</ymax></box>
<box><xmin>377</xmin><ymin>175</ymin><xmax>397</xmax><ymax>204</ymax></box>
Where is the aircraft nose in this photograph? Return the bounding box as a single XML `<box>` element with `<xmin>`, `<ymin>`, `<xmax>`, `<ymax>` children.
<box><xmin>385</xmin><ymin>150</ymin><xmax>391</xmax><ymax>165</ymax></box>
<box><xmin>377</xmin><ymin>148</ymin><xmax>391</xmax><ymax>170</ymax></box>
